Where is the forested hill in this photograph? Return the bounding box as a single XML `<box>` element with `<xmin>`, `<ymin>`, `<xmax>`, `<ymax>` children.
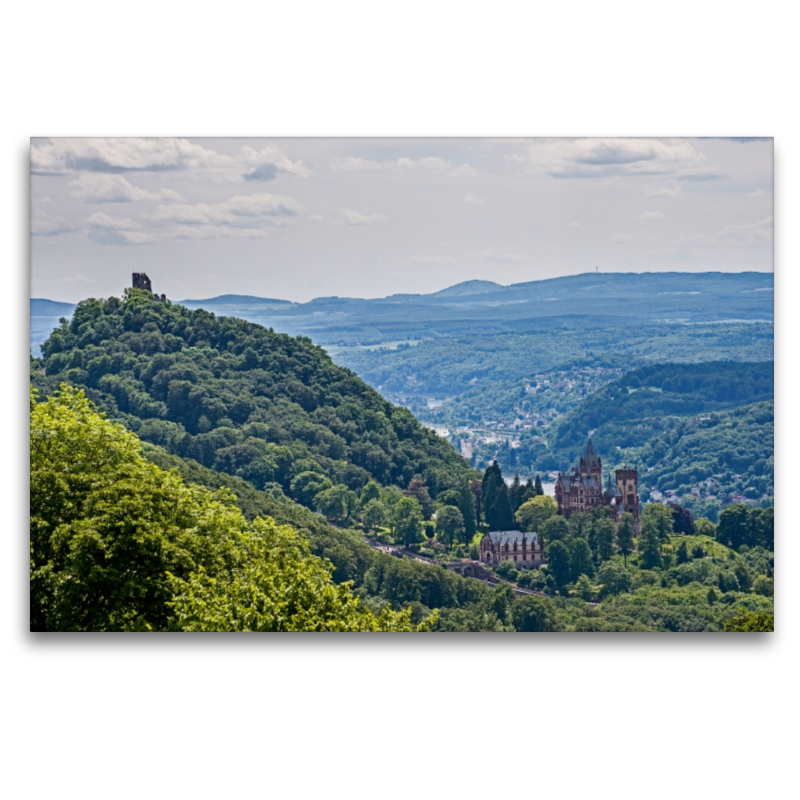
<box><xmin>550</xmin><ymin>361</ymin><xmax>775</xmax><ymax>454</ymax></box>
<box><xmin>550</xmin><ymin>360</ymin><xmax>774</xmax><ymax>457</ymax></box>
<box><xmin>32</xmin><ymin>290</ymin><xmax>475</xmax><ymax>511</ymax></box>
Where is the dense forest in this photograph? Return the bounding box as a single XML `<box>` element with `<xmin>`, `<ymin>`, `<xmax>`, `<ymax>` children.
<box><xmin>31</xmin><ymin>291</ymin><xmax>476</xmax><ymax>517</ymax></box>
<box><xmin>335</xmin><ymin>324</ymin><xmax>774</xmax><ymax>398</ymax></box>
<box><xmin>29</xmin><ymin>288</ymin><xmax>774</xmax><ymax>633</ymax></box>
<box><xmin>30</xmin><ymin>382</ymin><xmax>774</xmax><ymax>632</ymax></box>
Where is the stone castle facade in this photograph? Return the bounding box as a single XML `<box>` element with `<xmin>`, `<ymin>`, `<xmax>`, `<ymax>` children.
<box><xmin>554</xmin><ymin>439</ymin><xmax>640</xmax><ymax>525</ymax></box>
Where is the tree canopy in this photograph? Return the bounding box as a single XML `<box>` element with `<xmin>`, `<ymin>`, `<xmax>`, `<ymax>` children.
<box><xmin>30</xmin><ymin>385</ymin><xmax>422</xmax><ymax>632</ymax></box>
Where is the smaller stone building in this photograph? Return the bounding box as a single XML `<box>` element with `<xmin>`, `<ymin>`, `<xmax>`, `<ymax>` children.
<box><xmin>480</xmin><ymin>530</ymin><xmax>544</xmax><ymax>569</ymax></box>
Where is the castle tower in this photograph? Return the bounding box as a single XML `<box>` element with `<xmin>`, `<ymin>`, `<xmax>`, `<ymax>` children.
<box><xmin>615</xmin><ymin>468</ymin><xmax>640</xmax><ymax>524</ymax></box>
<box><xmin>132</xmin><ymin>273</ymin><xmax>152</xmax><ymax>292</ymax></box>
<box><xmin>579</xmin><ymin>438</ymin><xmax>602</xmax><ymax>484</ymax></box>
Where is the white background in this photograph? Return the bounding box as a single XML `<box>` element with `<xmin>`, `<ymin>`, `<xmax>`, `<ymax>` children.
<box><xmin>3</xmin><ymin>2</ymin><xmax>797</xmax><ymax>798</ymax></box>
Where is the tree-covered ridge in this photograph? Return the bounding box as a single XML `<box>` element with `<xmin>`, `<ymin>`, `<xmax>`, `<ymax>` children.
<box><xmin>332</xmin><ymin>323</ymin><xmax>774</xmax><ymax>397</ymax></box>
<box><xmin>549</xmin><ymin>360</ymin><xmax>773</xmax><ymax>458</ymax></box>
<box><xmin>30</xmin><ymin>385</ymin><xmax>773</xmax><ymax>633</ymax></box>
<box><xmin>34</xmin><ymin>290</ymin><xmax>475</xmax><ymax>513</ymax></box>
<box><xmin>30</xmin><ymin>385</ymin><xmax>422</xmax><ymax>632</ymax></box>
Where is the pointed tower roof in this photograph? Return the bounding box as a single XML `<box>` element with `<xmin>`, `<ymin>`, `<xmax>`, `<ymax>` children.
<box><xmin>584</xmin><ymin>438</ymin><xmax>600</xmax><ymax>469</ymax></box>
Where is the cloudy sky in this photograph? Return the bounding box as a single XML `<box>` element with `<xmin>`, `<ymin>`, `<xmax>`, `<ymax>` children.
<box><xmin>30</xmin><ymin>137</ymin><xmax>773</xmax><ymax>303</ymax></box>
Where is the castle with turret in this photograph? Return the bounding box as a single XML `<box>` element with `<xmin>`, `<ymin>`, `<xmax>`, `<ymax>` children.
<box><xmin>554</xmin><ymin>439</ymin><xmax>640</xmax><ymax>527</ymax></box>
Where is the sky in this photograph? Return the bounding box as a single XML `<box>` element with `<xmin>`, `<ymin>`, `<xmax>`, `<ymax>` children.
<box><xmin>30</xmin><ymin>137</ymin><xmax>773</xmax><ymax>303</ymax></box>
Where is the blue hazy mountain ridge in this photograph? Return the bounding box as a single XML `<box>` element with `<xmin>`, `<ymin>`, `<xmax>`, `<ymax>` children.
<box><xmin>30</xmin><ymin>299</ymin><xmax>77</xmax><ymax>355</ymax></box>
<box><xmin>179</xmin><ymin>294</ymin><xmax>294</xmax><ymax>307</ymax></box>
<box><xmin>31</xmin><ymin>271</ymin><xmax>773</xmax><ymax>354</ymax></box>
<box><xmin>173</xmin><ymin>271</ymin><xmax>774</xmax><ymax>345</ymax></box>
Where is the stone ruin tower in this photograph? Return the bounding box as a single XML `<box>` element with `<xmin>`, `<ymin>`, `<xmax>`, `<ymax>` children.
<box><xmin>132</xmin><ymin>273</ymin><xmax>166</xmax><ymax>301</ymax></box>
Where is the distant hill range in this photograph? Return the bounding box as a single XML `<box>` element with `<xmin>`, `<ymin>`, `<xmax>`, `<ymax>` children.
<box><xmin>30</xmin><ymin>271</ymin><xmax>774</xmax><ymax>351</ymax></box>
<box><xmin>174</xmin><ymin>271</ymin><xmax>775</xmax><ymax>345</ymax></box>
<box><xmin>178</xmin><ymin>294</ymin><xmax>294</xmax><ymax>308</ymax></box>
<box><xmin>31</xmin><ymin>298</ymin><xmax>76</xmax><ymax>317</ymax></box>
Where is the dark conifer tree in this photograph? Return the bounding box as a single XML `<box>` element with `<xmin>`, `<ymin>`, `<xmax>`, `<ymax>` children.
<box><xmin>522</xmin><ymin>477</ymin><xmax>536</xmax><ymax>504</ymax></box>
<box><xmin>458</xmin><ymin>479</ymin><xmax>477</xmax><ymax>542</ymax></box>
<box><xmin>509</xmin><ymin>473</ymin><xmax>523</xmax><ymax>514</ymax></box>
<box><xmin>534</xmin><ymin>474</ymin><xmax>544</xmax><ymax>496</ymax></box>
<box><xmin>482</xmin><ymin>461</ymin><xmax>515</xmax><ymax>531</ymax></box>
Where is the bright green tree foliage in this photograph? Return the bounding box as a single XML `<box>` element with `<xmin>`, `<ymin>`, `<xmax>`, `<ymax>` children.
<box><xmin>544</xmin><ymin>540</ymin><xmax>571</xmax><ymax>589</ymax></box>
<box><xmin>392</xmin><ymin>496</ymin><xmax>424</xmax><ymax>547</ymax></box>
<box><xmin>515</xmin><ymin>495</ymin><xmax>557</xmax><ymax>533</ymax></box>
<box><xmin>641</xmin><ymin>503</ymin><xmax>674</xmax><ymax>542</ymax></box>
<box><xmin>723</xmin><ymin>608</ymin><xmax>774</xmax><ymax>632</ymax></box>
<box><xmin>541</xmin><ymin>515</ymin><xmax>569</xmax><ymax>544</ymax></box>
<box><xmin>435</xmin><ymin>505</ymin><xmax>465</xmax><ymax>547</ymax></box>
<box><xmin>594</xmin><ymin>517</ymin><xmax>617</xmax><ymax>562</ymax></box>
<box><xmin>362</xmin><ymin>499</ymin><xmax>387</xmax><ymax>532</ymax></box>
<box><xmin>638</xmin><ymin>521</ymin><xmax>664</xmax><ymax>570</ymax></box>
<box><xmin>30</xmin><ymin>386</ymin><xmax>420</xmax><ymax>632</ymax></box>
<box><xmin>566</xmin><ymin>537</ymin><xmax>594</xmax><ymax>581</ymax></box>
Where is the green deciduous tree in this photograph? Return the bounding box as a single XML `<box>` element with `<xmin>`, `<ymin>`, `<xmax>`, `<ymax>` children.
<box><xmin>512</xmin><ymin>595</ymin><xmax>556</xmax><ymax>632</ymax></box>
<box><xmin>30</xmin><ymin>385</ymin><xmax>419</xmax><ymax>632</ymax></box>
<box><xmin>435</xmin><ymin>505</ymin><xmax>465</xmax><ymax>547</ymax></box>
<box><xmin>566</xmin><ymin>537</ymin><xmax>594</xmax><ymax>581</ymax></box>
<box><xmin>694</xmin><ymin>517</ymin><xmax>716</xmax><ymax>538</ymax></box>
<box><xmin>544</xmin><ymin>540</ymin><xmax>571</xmax><ymax>590</ymax></box>
<box><xmin>392</xmin><ymin>496</ymin><xmax>425</xmax><ymax>547</ymax></box>
<box><xmin>638</xmin><ymin>520</ymin><xmax>663</xmax><ymax>570</ymax></box>
<box><xmin>362</xmin><ymin>498</ymin><xmax>387</xmax><ymax>532</ymax></box>
<box><xmin>641</xmin><ymin>503</ymin><xmax>674</xmax><ymax>543</ymax></box>
<box><xmin>568</xmin><ymin>511</ymin><xmax>590</xmax><ymax>541</ymax></box>
<box><xmin>596</xmin><ymin>561</ymin><xmax>632</xmax><ymax>597</ymax></box>
<box><xmin>314</xmin><ymin>484</ymin><xmax>357</xmax><ymax>524</ymax></box>
<box><xmin>515</xmin><ymin>495</ymin><xmax>557</xmax><ymax>533</ymax></box>
<box><xmin>723</xmin><ymin>608</ymin><xmax>774</xmax><ymax>632</ymax></box>
<box><xmin>541</xmin><ymin>515</ymin><xmax>570</xmax><ymax>544</ymax></box>
<box><xmin>594</xmin><ymin>517</ymin><xmax>617</xmax><ymax>562</ymax></box>
<box><xmin>616</xmin><ymin>512</ymin><xmax>635</xmax><ymax>567</ymax></box>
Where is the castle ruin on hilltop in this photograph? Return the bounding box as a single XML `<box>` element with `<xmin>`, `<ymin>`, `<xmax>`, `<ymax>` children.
<box><xmin>132</xmin><ymin>273</ymin><xmax>166</xmax><ymax>302</ymax></box>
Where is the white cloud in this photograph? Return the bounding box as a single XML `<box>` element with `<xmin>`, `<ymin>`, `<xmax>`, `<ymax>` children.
<box><xmin>86</xmin><ymin>212</ymin><xmax>155</xmax><ymax>245</ymax></box>
<box><xmin>241</xmin><ymin>145</ymin><xmax>311</xmax><ymax>181</ymax></box>
<box><xmin>153</xmin><ymin>193</ymin><xmax>301</xmax><ymax>238</ymax></box>
<box><xmin>647</xmin><ymin>186</ymin><xmax>682</xmax><ymax>197</ymax></box>
<box><xmin>69</xmin><ymin>174</ymin><xmax>183</xmax><ymax>203</ymax></box>
<box><xmin>331</xmin><ymin>157</ymin><xmax>382</xmax><ymax>172</ymax></box>
<box><xmin>715</xmin><ymin>216</ymin><xmax>773</xmax><ymax>246</ymax></box>
<box><xmin>331</xmin><ymin>155</ymin><xmax>476</xmax><ymax>178</ymax></box>
<box><xmin>464</xmin><ymin>193</ymin><xmax>484</xmax><ymax>204</ymax></box>
<box><xmin>32</xmin><ymin>138</ymin><xmax>310</xmax><ymax>184</ymax></box>
<box><xmin>31</xmin><ymin>137</ymin><xmax>232</xmax><ymax>174</ymax></box>
<box><xmin>396</xmin><ymin>156</ymin><xmax>476</xmax><ymax>177</ymax></box>
<box><xmin>639</xmin><ymin>211</ymin><xmax>665</xmax><ymax>220</ymax></box>
<box><xmin>411</xmin><ymin>255</ymin><xmax>455</xmax><ymax>265</ymax></box>
<box><xmin>475</xmin><ymin>245</ymin><xmax>527</xmax><ymax>263</ymax></box>
<box><xmin>340</xmin><ymin>208</ymin><xmax>386</xmax><ymax>225</ymax></box>
<box><xmin>569</xmin><ymin>221</ymin><xmax>582</xmax><ymax>228</ymax></box>
<box><xmin>747</xmin><ymin>188</ymin><xmax>766</xmax><ymax>198</ymax></box>
<box><xmin>612</xmin><ymin>233</ymin><xmax>634</xmax><ymax>243</ymax></box>
<box><xmin>522</xmin><ymin>138</ymin><xmax>719</xmax><ymax>180</ymax></box>
<box><xmin>31</xmin><ymin>208</ymin><xmax>78</xmax><ymax>236</ymax></box>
